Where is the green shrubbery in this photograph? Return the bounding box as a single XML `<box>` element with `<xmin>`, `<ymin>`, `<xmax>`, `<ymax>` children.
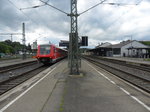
<box><xmin>0</xmin><ymin>39</ymin><xmax>31</xmax><ymax>56</ymax></box>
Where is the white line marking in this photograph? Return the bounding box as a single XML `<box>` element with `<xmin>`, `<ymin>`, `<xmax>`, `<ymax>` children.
<box><xmin>119</xmin><ymin>87</ymin><xmax>130</xmax><ymax>95</ymax></box>
<box><xmin>85</xmin><ymin>61</ymin><xmax>115</xmax><ymax>84</ymax></box>
<box><xmin>131</xmin><ymin>96</ymin><xmax>150</xmax><ymax>111</ymax></box>
<box><xmin>85</xmin><ymin>60</ymin><xmax>150</xmax><ymax>111</ymax></box>
<box><xmin>110</xmin><ymin>81</ymin><xmax>116</xmax><ymax>85</ymax></box>
<box><xmin>0</xmin><ymin>67</ymin><xmax>56</xmax><ymax>112</ymax></box>
<box><xmin>92</xmin><ymin>60</ymin><xmax>150</xmax><ymax>96</ymax></box>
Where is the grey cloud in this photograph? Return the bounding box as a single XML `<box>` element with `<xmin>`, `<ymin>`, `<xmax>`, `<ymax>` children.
<box><xmin>0</xmin><ymin>0</ymin><xmax>150</xmax><ymax>47</ymax></box>
<box><xmin>0</xmin><ymin>0</ymin><xmax>28</xmax><ymax>32</ymax></box>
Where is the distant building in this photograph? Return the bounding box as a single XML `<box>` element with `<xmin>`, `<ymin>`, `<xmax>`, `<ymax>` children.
<box><xmin>96</xmin><ymin>42</ymin><xmax>112</xmax><ymax>48</ymax></box>
<box><xmin>88</xmin><ymin>40</ymin><xmax>150</xmax><ymax>58</ymax></box>
<box><xmin>31</xmin><ymin>41</ymin><xmax>37</xmax><ymax>58</ymax></box>
<box><xmin>31</xmin><ymin>41</ymin><xmax>37</xmax><ymax>50</ymax></box>
<box><xmin>89</xmin><ymin>42</ymin><xmax>112</xmax><ymax>56</ymax></box>
<box><xmin>109</xmin><ymin>40</ymin><xmax>149</xmax><ymax>57</ymax></box>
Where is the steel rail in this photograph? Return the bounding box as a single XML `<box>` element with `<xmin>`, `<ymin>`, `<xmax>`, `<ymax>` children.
<box><xmin>83</xmin><ymin>56</ymin><xmax>150</xmax><ymax>93</ymax></box>
<box><xmin>88</xmin><ymin>55</ymin><xmax>150</xmax><ymax>72</ymax></box>
<box><xmin>0</xmin><ymin>65</ymin><xmax>48</xmax><ymax>95</ymax></box>
<box><xmin>0</xmin><ymin>61</ymin><xmax>38</xmax><ymax>73</ymax></box>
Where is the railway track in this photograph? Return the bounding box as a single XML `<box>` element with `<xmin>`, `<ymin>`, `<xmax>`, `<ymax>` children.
<box><xmin>93</xmin><ymin>56</ymin><xmax>150</xmax><ymax>72</ymax></box>
<box><xmin>83</xmin><ymin>55</ymin><xmax>150</xmax><ymax>93</ymax></box>
<box><xmin>0</xmin><ymin>60</ymin><xmax>38</xmax><ymax>73</ymax></box>
<box><xmin>0</xmin><ymin>61</ymin><xmax>49</xmax><ymax>95</ymax></box>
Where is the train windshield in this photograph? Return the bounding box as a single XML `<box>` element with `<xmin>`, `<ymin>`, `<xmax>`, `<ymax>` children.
<box><xmin>40</xmin><ymin>45</ymin><xmax>51</xmax><ymax>55</ymax></box>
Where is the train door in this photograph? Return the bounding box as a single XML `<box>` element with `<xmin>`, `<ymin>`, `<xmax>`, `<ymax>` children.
<box><xmin>54</xmin><ymin>47</ymin><xmax>57</xmax><ymax>60</ymax></box>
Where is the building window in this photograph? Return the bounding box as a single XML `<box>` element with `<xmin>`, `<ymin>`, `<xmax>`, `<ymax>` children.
<box><xmin>113</xmin><ymin>48</ymin><xmax>121</xmax><ymax>55</ymax></box>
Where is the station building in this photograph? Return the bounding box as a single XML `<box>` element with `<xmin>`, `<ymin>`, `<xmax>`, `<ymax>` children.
<box><xmin>88</xmin><ymin>40</ymin><xmax>150</xmax><ymax>58</ymax></box>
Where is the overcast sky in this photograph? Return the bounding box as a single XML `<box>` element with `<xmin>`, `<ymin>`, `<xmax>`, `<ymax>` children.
<box><xmin>0</xmin><ymin>0</ymin><xmax>150</xmax><ymax>48</ymax></box>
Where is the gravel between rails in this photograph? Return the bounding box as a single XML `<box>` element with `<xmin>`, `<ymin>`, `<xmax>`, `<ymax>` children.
<box><xmin>0</xmin><ymin>61</ymin><xmax>38</xmax><ymax>73</ymax></box>
<box><xmin>0</xmin><ymin>64</ymin><xmax>48</xmax><ymax>95</ymax></box>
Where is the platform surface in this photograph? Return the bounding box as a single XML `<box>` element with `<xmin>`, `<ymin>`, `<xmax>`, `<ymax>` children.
<box><xmin>0</xmin><ymin>59</ymin><xmax>149</xmax><ymax>112</ymax></box>
<box><xmin>62</xmin><ymin>60</ymin><xmax>150</xmax><ymax>112</ymax></box>
<box><xmin>105</xmin><ymin>57</ymin><xmax>150</xmax><ymax>65</ymax></box>
<box><xmin>0</xmin><ymin>58</ymin><xmax>37</xmax><ymax>67</ymax></box>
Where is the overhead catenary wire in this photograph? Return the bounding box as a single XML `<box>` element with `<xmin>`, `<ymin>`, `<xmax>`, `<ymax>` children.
<box><xmin>102</xmin><ymin>3</ymin><xmax>138</xmax><ymax>6</ymax></box>
<box><xmin>39</xmin><ymin>0</ymin><xmax>109</xmax><ymax>16</ymax></box>
<box><xmin>25</xmin><ymin>0</ymin><xmax>50</xmax><ymax>28</ymax></box>
<box><xmin>8</xmin><ymin>0</ymin><xmax>143</xmax><ymax>34</ymax></box>
<box><xmin>79</xmin><ymin>0</ymin><xmax>143</xmax><ymax>15</ymax></box>
<box><xmin>20</xmin><ymin>4</ymin><xmax>46</xmax><ymax>10</ymax></box>
<box><xmin>7</xmin><ymin>0</ymin><xmax>41</xmax><ymax>26</ymax></box>
<box><xmin>29</xmin><ymin>0</ymin><xmax>141</xmax><ymax>18</ymax></box>
<box><xmin>23</xmin><ymin>0</ymin><xmax>108</xmax><ymax>17</ymax></box>
<box><xmin>39</xmin><ymin>0</ymin><xmax>68</xmax><ymax>15</ymax></box>
<box><xmin>7</xmin><ymin>0</ymin><xmax>144</xmax><ymax>26</ymax></box>
<box><xmin>102</xmin><ymin>0</ymin><xmax>143</xmax><ymax>6</ymax></box>
<box><xmin>79</xmin><ymin>0</ymin><xmax>107</xmax><ymax>15</ymax></box>
<box><xmin>7</xmin><ymin>0</ymin><xmax>144</xmax><ymax>37</ymax></box>
<box><xmin>105</xmin><ymin>0</ymin><xmax>144</xmax><ymax>30</ymax></box>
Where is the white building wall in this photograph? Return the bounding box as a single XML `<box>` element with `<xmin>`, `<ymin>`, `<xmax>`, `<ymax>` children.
<box><xmin>121</xmin><ymin>41</ymin><xmax>147</xmax><ymax>57</ymax></box>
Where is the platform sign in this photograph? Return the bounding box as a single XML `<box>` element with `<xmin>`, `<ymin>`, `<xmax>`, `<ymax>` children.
<box><xmin>82</xmin><ymin>36</ymin><xmax>88</xmax><ymax>46</ymax></box>
<box><xmin>59</xmin><ymin>41</ymin><xmax>69</xmax><ymax>47</ymax></box>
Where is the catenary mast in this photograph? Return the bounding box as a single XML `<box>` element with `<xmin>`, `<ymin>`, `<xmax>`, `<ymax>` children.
<box><xmin>68</xmin><ymin>0</ymin><xmax>80</xmax><ymax>75</ymax></box>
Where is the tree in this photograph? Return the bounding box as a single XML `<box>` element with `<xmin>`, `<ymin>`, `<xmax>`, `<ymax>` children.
<box><xmin>0</xmin><ymin>43</ymin><xmax>13</xmax><ymax>53</ymax></box>
<box><xmin>4</xmin><ymin>40</ymin><xmax>12</xmax><ymax>46</ymax></box>
<box><xmin>12</xmin><ymin>41</ymin><xmax>22</xmax><ymax>53</ymax></box>
<box><xmin>0</xmin><ymin>40</ymin><xmax>30</xmax><ymax>54</ymax></box>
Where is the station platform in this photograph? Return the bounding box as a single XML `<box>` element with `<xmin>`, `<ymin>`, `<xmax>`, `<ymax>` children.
<box><xmin>105</xmin><ymin>57</ymin><xmax>150</xmax><ymax>65</ymax></box>
<box><xmin>0</xmin><ymin>58</ymin><xmax>37</xmax><ymax>68</ymax></box>
<box><xmin>0</xmin><ymin>59</ymin><xmax>149</xmax><ymax>112</ymax></box>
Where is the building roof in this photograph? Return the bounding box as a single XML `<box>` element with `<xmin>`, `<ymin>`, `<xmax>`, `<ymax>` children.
<box><xmin>96</xmin><ymin>42</ymin><xmax>112</xmax><ymax>48</ymax></box>
<box><xmin>88</xmin><ymin>40</ymin><xmax>150</xmax><ymax>52</ymax></box>
<box><xmin>107</xmin><ymin>40</ymin><xmax>134</xmax><ymax>48</ymax></box>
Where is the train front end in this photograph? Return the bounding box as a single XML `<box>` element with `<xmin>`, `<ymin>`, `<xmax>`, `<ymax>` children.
<box><xmin>36</xmin><ymin>44</ymin><xmax>52</xmax><ymax>64</ymax></box>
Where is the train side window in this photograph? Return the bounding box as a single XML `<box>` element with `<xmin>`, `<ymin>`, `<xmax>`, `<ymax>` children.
<box><xmin>54</xmin><ymin>48</ymin><xmax>57</xmax><ymax>53</ymax></box>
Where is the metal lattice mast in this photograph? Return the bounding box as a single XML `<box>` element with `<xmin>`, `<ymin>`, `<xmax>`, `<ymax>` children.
<box><xmin>68</xmin><ymin>0</ymin><xmax>80</xmax><ymax>74</ymax></box>
<box><xmin>22</xmin><ymin>23</ymin><xmax>26</xmax><ymax>60</ymax></box>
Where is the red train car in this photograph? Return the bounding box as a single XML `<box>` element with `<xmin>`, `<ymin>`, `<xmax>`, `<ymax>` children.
<box><xmin>36</xmin><ymin>44</ymin><xmax>67</xmax><ymax>64</ymax></box>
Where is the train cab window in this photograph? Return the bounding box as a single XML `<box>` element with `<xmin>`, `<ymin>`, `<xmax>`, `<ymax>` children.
<box><xmin>40</xmin><ymin>45</ymin><xmax>51</xmax><ymax>55</ymax></box>
<box><xmin>54</xmin><ymin>48</ymin><xmax>57</xmax><ymax>53</ymax></box>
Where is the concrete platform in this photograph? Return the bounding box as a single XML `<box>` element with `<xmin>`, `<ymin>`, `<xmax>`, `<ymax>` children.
<box><xmin>0</xmin><ymin>58</ymin><xmax>37</xmax><ymax>67</ymax></box>
<box><xmin>0</xmin><ymin>59</ymin><xmax>149</xmax><ymax>112</ymax></box>
<box><xmin>105</xmin><ymin>57</ymin><xmax>150</xmax><ymax>65</ymax></box>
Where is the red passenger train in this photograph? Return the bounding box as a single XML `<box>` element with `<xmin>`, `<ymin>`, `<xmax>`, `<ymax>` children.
<box><xmin>36</xmin><ymin>44</ymin><xmax>67</xmax><ymax>64</ymax></box>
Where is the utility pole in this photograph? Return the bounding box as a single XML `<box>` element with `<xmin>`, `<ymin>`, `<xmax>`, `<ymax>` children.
<box><xmin>22</xmin><ymin>22</ymin><xmax>26</xmax><ymax>60</ymax></box>
<box><xmin>67</xmin><ymin>0</ymin><xmax>80</xmax><ymax>75</ymax></box>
